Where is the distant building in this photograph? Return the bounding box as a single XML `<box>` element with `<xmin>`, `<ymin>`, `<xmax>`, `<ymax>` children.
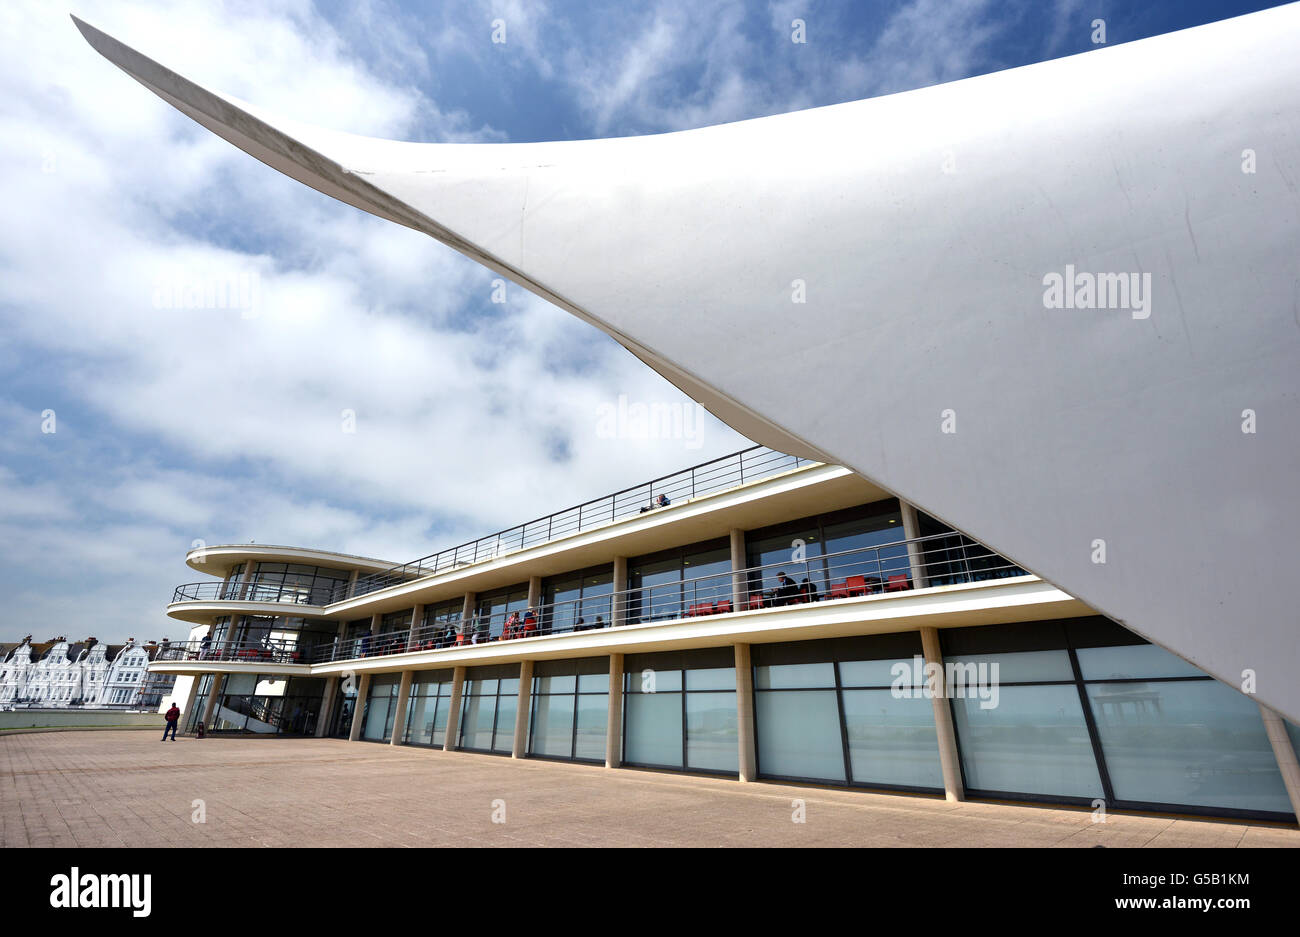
<box><xmin>0</xmin><ymin>637</ymin><xmax>175</xmax><ymax>709</ymax></box>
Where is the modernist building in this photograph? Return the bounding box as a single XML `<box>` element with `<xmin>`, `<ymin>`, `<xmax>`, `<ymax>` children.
<box><xmin>0</xmin><ymin>637</ymin><xmax>173</xmax><ymax>709</ymax></box>
<box><xmin>152</xmin><ymin>447</ymin><xmax>1300</xmax><ymax>823</ymax></box>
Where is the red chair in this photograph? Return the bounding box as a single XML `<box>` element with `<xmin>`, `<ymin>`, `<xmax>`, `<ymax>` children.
<box><xmin>687</xmin><ymin>603</ymin><xmax>712</xmax><ymax>617</ymax></box>
<box><xmin>716</xmin><ymin>599</ymin><xmax>733</xmax><ymax>614</ymax></box>
<box><xmin>747</xmin><ymin>594</ymin><xmax>764</xmax><ymax>611</ymax></box>
<box><xmin>886</xmin><ymin>575</ymin><xmax>912</xmax><ymax>592</ymax></box>
<box><xmin>845</xmin><ymin>575</ymin><xmax>869</xmax><ymax>597</ymax></box>
<box><xmin>829</xmin><ymin>581</ymin><xmax>849</xmax><ymax>599</ymax></box>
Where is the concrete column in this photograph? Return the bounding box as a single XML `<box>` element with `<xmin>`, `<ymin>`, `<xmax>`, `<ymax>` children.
<box><xmin>612</xmin><ymin>556</ymin><xmax>628</xmax><ymax>626</ymax></box>
<box><xmin>369</xmin><ymin>613</ymin><xmax>382</xmax><ymax>633</ymax></box>
<box><xmin>346</xmin><ymin>568</ymin><xmax>359</xmax><ymax>600</ymax></box>
<box><xmin>390</xmin><ymin>670</ymin><xmax>414</xmax><ymax>745</ymax></box>
<box><xmin>526</xmin><ymin>576</ymin><xmax>542</xmax><ymax>609</ymax></box>
<box><xmin>606</xmin><ymin>653</ymin><xmax>624</xmax><ymax>768</ymax></box>
<box><xmin>199</xmin><ymin>673</ymin><xmax>225</xmax><ymax>730</ymax></box>
<box><xmin>512</xmin><ymin>660</ymin><xmax>534</xmax><ymax>758</ymax></box>
<box><xmin>920</xmin><ymin>627</ymin><xmax>964</xmax><ymax>801</ymax></box>
<box><xmin>729</xmin><ymin>528</ymin><xmax>747</xmax><ymax>610</ymax></box>
<box><xmin>443</xmin><ymin>665</ymin><xmax>466</xmax><ymax>751</ymax></box>
<box><xmin>316</xmin><ymin>674</ymin><xmax>338</xmax><ymax>738</ymax></box>
<box><xmin>179</xmin><ymin>675</ymin><xmax>201</xmax><ymax>734</ymax></box>
<box><xmin>459</xmin><ymin>593</ymin><xmax>477</xmax><ymax>642</ymax></box>
<box><xmin>735</xmin><ymin>643</ymin><xmax>757</xmax><ymax>781</ymax></box>
<box><xmin>1259</xmin><ymin>703</ymin><xmax>1300</xmax><ymax>821</ymax></box>
<box><xmin>900</xmin><ymin>501</ymin><xmax>930</xmax><ymax>590</ymax></box>
<box><xmin>349</xmin><ymin>673</ymin><xmax>370</xmax><ymax>742</ymax></box>
<box><xmin>409</xmin><ymin>605</ymin><xmax>424</xmax><ymax>646</ymax></box>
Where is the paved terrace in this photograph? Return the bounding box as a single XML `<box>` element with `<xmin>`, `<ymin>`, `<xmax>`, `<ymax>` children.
<box><xmin>2</xmin><ymin>731</ymin><xmax>1297</xmax><ymax>848</ymax></box>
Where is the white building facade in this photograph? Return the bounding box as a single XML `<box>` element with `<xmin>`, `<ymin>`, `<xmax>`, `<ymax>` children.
<box><xmin>0</xmin><ymin>638</ymin><xmax>173</xmax><ymax>709</ymax></box>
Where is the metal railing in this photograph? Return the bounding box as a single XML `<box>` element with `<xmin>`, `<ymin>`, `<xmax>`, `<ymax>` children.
<box><xmin>329</xmin><ymin>445</ymin><xmax>808</xmax><ymax>604</ymax></box>
<box><xmin>153</xmin><ymin>638</ymin><xmax>311</xmax><ymax>665</ymax></box>
<box><xmin>171</xmin><ymin>581</ymin><xmax>336</xmax><ymax>607</ymax></box>
<box><xmin>307</xmin><ymin>532</ymin><xmax>1029</xmax><ymax>664</ymax></box>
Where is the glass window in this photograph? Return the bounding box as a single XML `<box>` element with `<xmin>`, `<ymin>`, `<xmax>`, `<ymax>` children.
<box><xmin>952</xmin><ymin>685</ymin><xmax>1104</xmax><ymax>799</ymax></box>
<box><xmin>755</xmin><ymin>662</ymin><xmax>835</xmax><ymax>689</ymax></box>
<box><xmin>1076</xmin><ymin>644</ymin><xmax>1204</xmax><ymax>681</ymax></box>
<box><xmin>1086</xmin><ymin>679</ymin><xmax>1291</xmax><ymax>813</ymax></box>
<box><xmin>574</xmin><ymin>694</ymin><xmax>608</xmax><ymax>761</ymax></box>
<box><xmin>841</xmin><ymin>658</ymin><xmax>922</xmax><ymax>688</ymax></box>
<box><xmin>945</xmin><ymin>649</ymin><xmax>1074</xmax><ymax>684</ymax></box>
<box><xmin>686</xmin><ymin>667</ymin><xmax>734</xmax><ymax>691</ymax></box>
<box><xmin>686</xmin><ymin>691</ymin><xmax>737</xmax><ymax>772</ymax></box>
<box><xmin>756</xmin><ymin>689</ymin><xmax>845</xmax><ymax>782</ymax></box>
<box><xmin>532</xmin><ymin>694</ymin><xmax>576</xmax><ymax>758</ymax></box>
<box><xmin>624</xmin><ymin>692</ymin><xmax>681</xmax><ymax>767</ymax></box>
<box><xmin>842</xmin><ymin>690</ymin><xmax>942</xmax><ymax>789</ymax></box>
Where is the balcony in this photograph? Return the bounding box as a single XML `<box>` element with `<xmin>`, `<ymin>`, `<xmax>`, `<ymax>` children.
<box><xmin>330</xmin><ymin>445</ymin><xmax>810</xmax><ymax>604</ymax></box>
<box><xmin>171</xmin><ymin>581</ymin><xmax>334</xmax><ymax>607</ymax></box>
<box><xmin>304</xmin><ymin>532</ymin><xmax>1030</xmax><ymax>664</ymax></box>
<box><xmin>153</xmin><ymin>638</ymin><xmax>309</xmax><ymax>665</ymax></box>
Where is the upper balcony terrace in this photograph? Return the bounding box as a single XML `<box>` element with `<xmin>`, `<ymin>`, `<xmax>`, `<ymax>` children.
<box><xmin>328</xmin><ymin>445</ymin><xmax>810</xmax><ymax>604</ymax></box>
<box><xmin>155</xmin><ymin>532</ymin><xmax>1037</xmax><ymax>670</ymax></box>
<box><xmin>169</xmin><ymin>446</ymin><xmax>816</xmax><ymax>618</ymax></box>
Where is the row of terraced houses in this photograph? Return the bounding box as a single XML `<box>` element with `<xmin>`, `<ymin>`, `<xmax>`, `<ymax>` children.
<box><xmin>151</xmin><ymin>446</ymin><xmax>1300</xmax><ymax>823</ymax></box>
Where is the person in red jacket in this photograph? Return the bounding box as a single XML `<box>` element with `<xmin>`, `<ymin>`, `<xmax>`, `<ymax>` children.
<box><xmin>162</xmin><ymin>702</ymin><xmax>180</xmax><ymax>741</ymax></box>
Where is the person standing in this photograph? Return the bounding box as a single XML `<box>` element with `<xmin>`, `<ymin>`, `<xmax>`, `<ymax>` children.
<box><xmin>162</xmin><ymin>702</ymin><xmax>180</xmax><ymax>741</ymax></box>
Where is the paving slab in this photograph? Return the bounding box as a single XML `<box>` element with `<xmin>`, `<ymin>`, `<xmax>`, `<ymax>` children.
<box><xmin>1</xmin><ymin>731</ymin><xmax>1296</xmax><ymax>848</ymax></box>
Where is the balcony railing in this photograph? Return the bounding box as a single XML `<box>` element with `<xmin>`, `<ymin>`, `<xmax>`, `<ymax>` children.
<box><xmin>304</xmin><ymin>532</ymin><xmax>1030</xmax><ymax>664</ymax></box>
<box><xmin>172</xmin><ymin>581</ymin><xmax>335</xmax><ymax>606</ymax></box>
<box><xmin>153</xmin><ymin>638</ymin><xmax>309</xmax><ymax>665</ymax></box>
<box><xmin>330</xmin><ymin>445</ymin><xmax>809</xmax><ymax>604</ymax></box>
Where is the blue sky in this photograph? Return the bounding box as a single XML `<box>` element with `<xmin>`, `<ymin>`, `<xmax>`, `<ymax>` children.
<box><xmin>0</xmin><ymin>0</ymin><xmax>1286</xmax><ymax>643</ymax></box>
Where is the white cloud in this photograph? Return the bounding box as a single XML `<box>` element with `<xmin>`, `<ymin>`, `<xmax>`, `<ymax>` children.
<box><xmin>0</xmin><ymin>0</ymin><xmax>750</xmax><ymax>643</ymax></box>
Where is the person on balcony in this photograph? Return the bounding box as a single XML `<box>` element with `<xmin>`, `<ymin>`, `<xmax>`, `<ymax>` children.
<box><xmin>774</xmin><ymin>573</ymin><xmax>800</xmax><ymax>606</ymax></box>
<box><xmin>799</xmin><ymin>578</ymin><xmax>820</xmax><ymax>603</ymax></box>
<box><xmin>199</xmin><ymin>633</ymin><xmax>212</xmax><ymax>660</ymax></box>
<box><xmin>503</xmin><ymin>611</ymin><xmax>520</xmax><ymax>640</ymax></box>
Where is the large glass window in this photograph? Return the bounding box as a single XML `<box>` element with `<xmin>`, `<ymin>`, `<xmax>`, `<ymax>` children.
<box><xmin>528</xmin><ymin>659</ymin><xmax>610</xmax><ymax>762</ymax></box>
<box><xmin>239</xmin><ymin>562</ymin><xmax>352</xmax><ymax>605</ymax></box>
<box><xmin>1079</xmin><ymin>644</ymin><xmax>1292</xmax><ymax>814</ymax></box>
<box><xmin>459</xmin><ymin>665</ymin><xmax>520</xmax><ymax>754</ymax></box>
<box><xmin>628</xmin><ymin>540</ymin><xmax>732</xmax><ymax>623</ymax></box>
<box><xmin>361</xmin><ymin>674</ymin><xmax>401</xmax><ymax>742</ymax></box>
<box><xmin>752</xmin><ymin>634</ymin><xmax>942</xmax><ymax>790</ymax></box>
<box><xmin>473</xmin><ymin>585</ymin><xmax>530</xmax><ymax>641</ymax></box>
<box><xmin>542</xmin><ymin>565</ymin><xmax>614</xmax><ymax>633</ymax></box>
<box><xmin>951</xmin><ymin>682</ymin><xmax>1103</xmax><ymax>799</ymax></box>
<box><xmin>942</xmin><ymin>618</ymin><xmax>1294</xmax><ymax>817</ymax></box>
<box><xmin>198</xmin><ymin>673</ymin><xmax>325</xmax><ymax>736</ymax></box>
<box><xmin>404</xmin><ymin>670</ymin><xmax>454</xmax><ymax>747</ymax></box>
<box><xmin>623</xmin><ymin>649</ymin><xmax>737</xmax><ymax>773</ymax></box>
<box><xmin>745</xmin><ymin>501</ymin><xmax>908</xmax><ymax>606</ymax></box>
